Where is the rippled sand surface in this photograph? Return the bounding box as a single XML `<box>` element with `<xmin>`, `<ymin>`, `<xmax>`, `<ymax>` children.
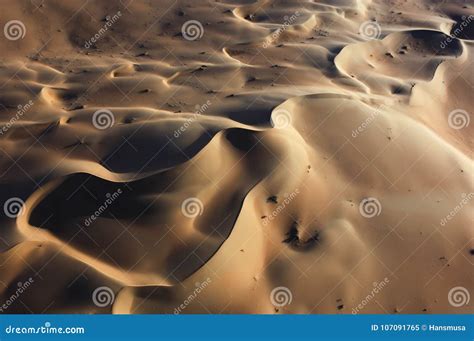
<box><xmin>0</xmin><ymin>0</ymin><xmax>472</xmax><ymax>314</ymax></box>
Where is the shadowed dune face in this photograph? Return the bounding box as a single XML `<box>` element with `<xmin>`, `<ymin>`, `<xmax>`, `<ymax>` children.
<box><xmin>0</xmin><ymin>0</ymin><xmax>472</xmax><ymax>314</ymax></box>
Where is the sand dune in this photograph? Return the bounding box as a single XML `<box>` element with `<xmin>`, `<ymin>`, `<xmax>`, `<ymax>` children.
<box><xmin>0</xmin><ymin>0</ymin><xmax>472</xmax><ymax>314</ymax></box>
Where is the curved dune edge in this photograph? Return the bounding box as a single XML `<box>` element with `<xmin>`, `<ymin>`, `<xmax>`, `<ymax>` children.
<box><xmin>114</xmin><ymin>93</ymin><xmax>473</xmax><ymax>313</ymax></box>
<box><xmin>18</xmin><ymin>125</ymin><xmax>282</xmax><ymax>288</ymax></box>
<box><xmin>16</xmin><ymin>178</ymin><xmax>174</xmax><ymax>287</ymax></box>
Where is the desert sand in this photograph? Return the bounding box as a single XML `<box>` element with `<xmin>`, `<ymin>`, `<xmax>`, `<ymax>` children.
<box><xmin>0</xmin><ymin>0</ymin><xmax>472</xmax><ymax>314</ymax></box>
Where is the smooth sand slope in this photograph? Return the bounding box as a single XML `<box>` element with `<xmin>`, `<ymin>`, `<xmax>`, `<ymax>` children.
<box><xmin>0</xmin><ymin>0</ymin><xmax>472</xmax><ymax>314</ymax></box>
